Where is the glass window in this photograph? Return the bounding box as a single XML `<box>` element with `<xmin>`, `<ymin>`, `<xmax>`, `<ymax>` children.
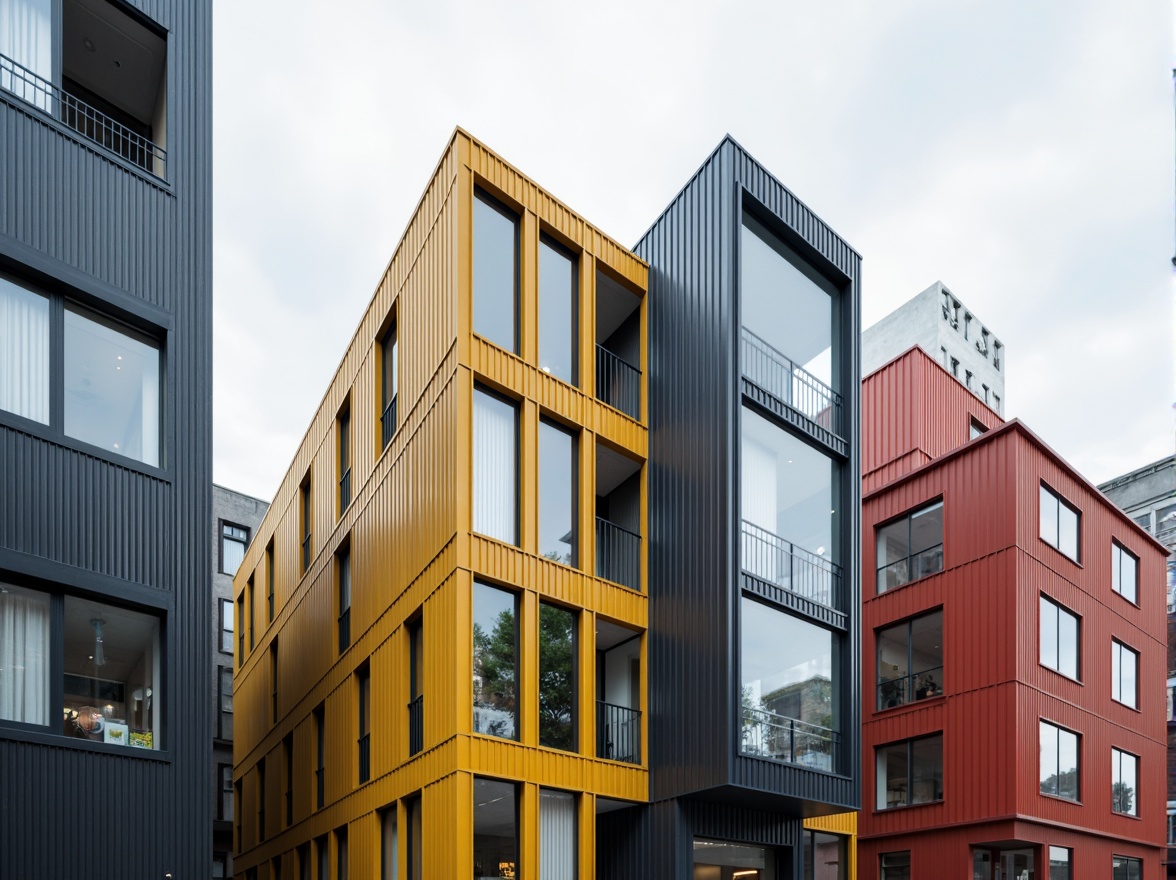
<box><xmin>406</xmin><ymin>796</ymin><xmax>422</xmax><ymax>880</ymax></box>
<box><xmin>338</xmin><ymin>548</ymin><xmax>351</xmax><ymax>653</ymax></box>
<box><xmin>336</xmin><ymin>826</ymin><xmax>348</xmax><ymax>880</ymax></box>
<box><xmin>1040</xmin><ymin>484</ymin><xmax>1080</xmax><ymax>562</ymax></box>
<box><xmin>0</xmin><ymin>582</ymin><xmax>51</xmax><ymax>725</ymax></box>
<box><xmin>266</xmin><ymin>540</ymin><xmax>275</xmax><ymax>623</ymax></box>
<box><xmin>1039</xmin><ymin>721</ymin><xmax>1079</xmax><ymax>801</ymax></box>
<box><xmin>539</xmin><ymin>789</ymin><xmax>576</xmax><ymax>879</ymax></box>
<box><xmin>539</xmin><ymin>236</ymin><xmax>578</xmax><ymax>385</ymax></box>
<box><xmin>538</xmin><ymin>419</ymin><xmax>577</xmax><ymax>566</ymax></box>
<box><xmin>880</xmin><ymin>851</ymin><xmax>911</xmax><ymax>880</ymax></box>
<box><xmin>1112</xmin><ymin>748</ymin><xmax>1138</xmax><ymax>816</ymax></box>
<box><xmin>300</xmin><ymin>478</ymin><xmax>312</xmax><ymax>572</ymax></box>
<box><xmin>693</xmin><ymin>838</ymin><xmax>776</xmax><ymax>879</ymax></box>
<box><xmin>741</xmin><ymin>596</ymin><xmax>838</xmax><ymax>770</ymax></box>
<box><xmin>62</xmin><ymin>596</ymin><xmax>161</xmax><ymax>749</ymax></box>
<box><xmin>381</xmin><ymin>808</ymin><xmax>398</xmax><ymax>880</ymax></box>
<box><xmin>221</xmin><ymin>523</ymin><xmax>248</xmax><ymax>575</ymax></box>
<box><xmin>64</xmin><ymin>307</ymin><xmax>160</xmax><ymax>466</ymax></box>
<box><xmin>473</xmin><ymin>190</ymin><xmax>518</xmax><ymax>353</ymax></box>
<box><xmin>338</xmin><ymin>407</ymin><xmax>351</xmax><ymax>514</ymax></box>
<box><xmin>473</xmin><ymin>582</ymin><xmax>517</xmax><ymax>740</ymax></box>
<box><xmin>218</xmin><ymin>665</ymin><xmax>233</xmax><ymax>740</ymax></box>
<box><xmin>247</xmin><ymin>576</ymin><xmax>256</xmax><ymax>650</ymax></box>
<box><xmin>316</xmin><ymin>835</ymin><xmax>328</xmax><ymax>880</ymax></box>
<box><xmin>1113</xmin><ymin>856</ymin><xmax>1142</xmax><ymax>880</ymax></box>
<box><xmin>876</xmin><ymin>501</ymin><xmax>944</xmax><ymax>593</ymax></box>
<box><xmin>802</xmin><ymin>830</ymin><xmax>845</xmax><ymax>880</ymax></box>
<box><xmin>358</xmin><ymin>667</ymin><xmax>370</xmax><ymax>783</ymax></box>
<box><xmin>969</xmin><ymin>418</ymin><xmax>987</xmax><ymax>440</ymax></box>
<box><xmin>314</xmin><ymin>705</ymin><xmax>325</xmax><ymax>809</ymax></box>
<box><xmin>219</xmin><ymin>598</ymin><xmax>234</xmax><ymax>654</ymax></box>
<box><xmin>1040</xmin><ymin>596</ymin><xmax>1079</xmax><ymax>680</ymax></box>
<box><xmin>474</xmin><ymin>778</ymin><xmax>517</xmax><ymax>880</ymax></box>
<box><xmin>1048</xmin><ymin>847</ymin><xmax>1070</xmax><ymax>880</ymax></box>
<box><xmin>236</xmin><ymin>594</ymin><xmax>245</xmax><ymax>662</ymax></box>
<box><xmin>381</xmin><ymin>320</ymin><xmax>398</xmax><ymax>447</ymax></box>
<box><xmin>473</xmin><ymin>387</ymin><xmax>518</xmax><ymax>545</ymax></box>
<box><xmin>538</xmin><ymin>603</ymin><xmax>576</xmax><ymax>751</ymax></box>
<box><xmin>741</xmin><ymin>405</ymin><xmax>838</xmax><ymax>606</ymax></box>
<box><xmin>0</xmin><ymin>274</ymin><xmax>50</xmax><ymax>424</ymax></box>
<box><xmin>1112</xmin><ymin>543</ymin><xmax>1138</xmax><ymax>604</ymax></box>
<box><xmin>1112</xmin><ymin>640</ymin><xmax>1138</xmax><ymax>709</ymax></box>
<box><xmin>877</xmin><ymin>610</ymin><xmax>943</xmax><ymax>710</ymax></box>
<box><xmin>876</xmin><ymin>735</ymin><xmax>943</xmax><ymax>808</ymax></box>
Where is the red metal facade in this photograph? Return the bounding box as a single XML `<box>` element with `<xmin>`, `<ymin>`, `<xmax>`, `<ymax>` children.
<box><xmin>859</xmin><ymin>350</ymin><xmax>1168</xmax><ymax>878</ymax></box>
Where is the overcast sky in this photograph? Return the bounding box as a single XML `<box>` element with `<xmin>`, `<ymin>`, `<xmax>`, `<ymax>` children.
<box><xmin>212</xmin><ymin>0</ymin><xmax>1174</xmax><ymax>502</ymax></box>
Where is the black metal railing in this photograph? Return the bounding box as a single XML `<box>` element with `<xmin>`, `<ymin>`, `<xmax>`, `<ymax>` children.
<box><xmin>381</xmin><ymin>394</ymin><xmax>398</xmax><ymax>449</ymax></box>
<box><xmin>741</xmin><ymin>521</ymin><xmax>840</xmax><ymax>608</ymax></box>
<box><xmin>315</xmin><ymin>766</ymin><xmax>324</xmax><ymax>809</ymax></box>
<box><xmin>596</xmin><ymin>517</ymin><xmax>641</xmax><ymax>591</ymax></box>
<box><xmin>878</xmin><ymin>664</ymin><xmax>944</xmax><ymax>710</ymax></box>
<box><xmin>302</xmin><ymin>532</ymin><xmax>312</xmax><ymax>572</ymax></box>
<box><xmin>338</xmin><ymin>609</ymin><xmax>350</xmax><ymax>652</ymax></box>
<box><xmin>358</xmin><ymin>733</ymin><xmax>370</xmax><ymax>783</ymax></box>
<box><xmin>596</xmin><ymin>701</ymin><xmax>641</xmax><ymax>764</ymax></box>
<box><xmin>877</xmin><ymin>543</ymin><xmax>944</xmax><ymax>593</ymax></box>
<box><xmin>741</xmin><ymin>328</ymin><xmax>842</xmax><ymax>437</ymax></box>
<box><xmin>741</xmin><ymin>708</ymin><xmax>838</xmax><ymax>771</ymax></box>
<box><xmin>339</xmin><ymin>468</ymin><xmax>351</xmax><ymax>513</ymax></box>
<box><xmin>408</xmin><ymin>695</ymin><xmax>424</xmax><ymax>756</ymax></box>
<box><xmin>596</xmin><ymin>345</ymin><xmax>641</xmax><ymax>420</ymax></box>
<box><xmin>0</xmin><ymin>52</ymin><xmax>166</xmax><ymax>177</ymax></box>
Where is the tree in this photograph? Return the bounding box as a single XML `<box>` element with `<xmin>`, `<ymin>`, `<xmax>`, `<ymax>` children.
<box><xmin>1112</xmin><ymin>780</ymin><xmax>1135</xmax><ymax>814</ymax></box>
<box><xmin>474</xmin><ymin>608</ymin><xmax>517</xmax><ymax>737</ymax></box>
<box><xmin>537</xmin><ymin>604</ymin><xmax>575</xmax><ymax>750</ymax></box>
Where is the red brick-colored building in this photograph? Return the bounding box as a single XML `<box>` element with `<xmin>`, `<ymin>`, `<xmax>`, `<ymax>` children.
<box><xmin>858</xmin><ymin>347</ymin><xmax>1168</xmax><ymax>879</ymax></box>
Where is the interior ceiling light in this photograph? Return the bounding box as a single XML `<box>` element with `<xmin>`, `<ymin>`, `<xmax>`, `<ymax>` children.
<box><xmin>83</xmin><ymin>38</ymin><xmax>95</xmax><ymax>52</ymax></box>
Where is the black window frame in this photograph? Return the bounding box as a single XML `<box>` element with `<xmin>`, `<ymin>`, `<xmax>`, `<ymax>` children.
<box><xmin>1112</xmin><ymin>541</ymin><xmax>1139</xmax><ymax>605</ymax></box>
<box><xmin>876</xmin><ymin>733</ymin><xmax>944</xmax><ymax>809</ymax></box>
<box><xmin>217</xmin><ymin>762</ymin><xmax>233</xmax><ymax>822</ymax></box>
<box><xmin>358</xmin><ymin>664</ymin><xmax>371</xmax><ymax>784</ymax></box>
<box><xmin>1113</xmin><ymin>856</ymin><xmax>1142</xmax><ymax>880</ymax></box>
<box><xmin>1040</xmin><ymin>482</ymin><xmax>1081</xmax><ymax>562</ymax></box>
<box><xmin>380</xmin><ymin>315</ymin><xmax>398</xmax><ymax>450</ymax></box>
<box><xmin>538</xmin><ymin>232</ymin><xmax>580</xmax><ymax>387</ymax></box>
<box><xmin>472</xmin><ymin>186</ymin><xmax>520</xmax><ymax>354</ymax></box>
<box><xmin>219</xmin><ymin>597</ymin><xmax>234</xmax><ymax>654</ymax></box>
<box><xmin>300</xmin><ymin>474</ymin><xmax>312</xmax><ymax>573</ymax></box>
<box><xmin>338</xmin><ymin>402</ymin><xmax>352</xmax><ymax>516</ymax></box>
<box><xmin>472</xmin><ymin>384</ymin><xmax>520</xmax><ymax>547</ymax></box>
<box><xmin>337</xmin><ymin>543</ymin><xmax>351</xmax><ymax>654</ymax></box>
<box><xmin>1111</xmin><ymin>639</ymin><xmax>1139</xmax><ymax>709</ymax></box>
<box><xmin>266</xmin><ymin>539</ymin><xmax>275</xmax><ymax>623</ymax></box>
<box><xmin>247</xmin><ymin>574</ymin><xmax>256</xmax><ymax>650</ymax></box>
<box><xmin>408</xmin><ymin>613</ymin><xmax>424</xmax><ymax>757</ymax></box>
<box><xmin>216</xmin><ymin>664</ymin><xmax>233</xmax><ymax>741</ymax></box>
<box><xmin>335</xmin><ymin>825</ymin><xmax>349</xmax><ymax>880</ymax></box>
<box><xmin>1111</xmin><ymin>747</ymin><xmax>1139</xmax><ymax>817</ymax></box>
<box><xmin>1039</xmin><ymin>594</ymin><xmax>1080</xmax><ymax>681</ymax></box>
<box><xmin>875</xmin><ymin>499</ymin><xmax>945</xmax><ymax>594</ymax></box>
<box><xmin>237</xmin><ymin>593</ymin><xmax>246</xmax><ymax>664</ymax></box>
<box><xmin>1039</xmin><ymin>719</ymin><xmax>1080</xmax><ymax>802</ymax></box>
<box><xmin>876</xmin><ymin>609</ymin><xmax>944</xmax><ymax>711</ymax></box>
<box><xmin>314</xmin><ymin>704</ymin><xmax>326</xmax><ymax>810</ymax></box>
<box><xmin>219</xmin><ymin>520</ymin><xmax>249</xmax><ymax>576</ymax></box>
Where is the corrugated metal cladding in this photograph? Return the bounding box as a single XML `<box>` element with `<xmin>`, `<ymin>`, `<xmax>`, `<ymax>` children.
<box><xmin>233</xmin><ymin>129</ymin><xmax>650</xmax><ymax>879</ymax></box>
<box><xmin>860</xmin><ymin>398</ymin><xmax>1168</xmax><ymax>875</ymax></box>
<box><xmin>633</xmin><ymin>135</ymin><xmax>861</xmax><ymax>864</ymax></box>
<box><xmin>863</xmin><ymin>346</ymin><xmax>1002</xmax><ymax>493</ymax></box>
<box><xmin>0</xmin><ymin>0</ymin><xmax>213</xmax><ymax>877</ymax></box>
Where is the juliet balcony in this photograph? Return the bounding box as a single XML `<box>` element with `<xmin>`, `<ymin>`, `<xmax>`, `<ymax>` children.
<box><xmin>741</xmin><ymin>520</ymin><xmax>841</xmax><ymax>610</ymax></box>
<box><xmin>741</xmin><ymin>327</ymin><xmax>842</xmax><ymax>438</ymax></box>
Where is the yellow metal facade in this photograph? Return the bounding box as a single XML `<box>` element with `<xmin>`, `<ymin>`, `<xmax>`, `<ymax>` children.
<box><xmin>233</xmin><ymin>130</ymin><xmax>649</xmax><ymax>879</ymax></box>
<box><xmin>804</xmin><ymin>813</ymin><xmax>858</xmax><ymax>878</ymax></box>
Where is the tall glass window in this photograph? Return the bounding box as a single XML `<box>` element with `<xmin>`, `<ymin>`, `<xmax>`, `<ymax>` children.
<box><xmin>539</xmin><ymin>419</ymin><xmax>577</xmax><ymax>566</ymax></box>
<box><xmin>221</xmin><ymin>523</ymin><xmax>248</xmax><ymax>575</ymax></box>
<box><xmin>740</xmin><ymin>596</ymin><xmax>837</xmax><ymax>770</ymax></box>
<box><xmin>64</xmin><ymin>307</ymin><xmax>160</xmax><ymax>466</ymax></box>
<box><xmin>875</xmin><ymin>501</ymin><xmax>944</xmax><ymax>593</ymax></box>
<box><xmin>0</xmin><ymin>0</ymin><xmax>52</xmax><ymax>108</ymax></box>
<box><xmin>473</xmin><ymin>387</ymin><xmax>518</xmax><ymax>545</ymax></box>
<box><xmin>802</xmin><ymin>830</ymin><xmax>845</xmax><ymax>879</ymax></box>
<box><xmin>741</xmin><ymin>405</ymin><xmax>838</xmax><ymax>606</ymax></box>
<box><xmin>539</xmin><ymin>236</ymin><xmax>577</xmax><ymax>385</ymax></box>
<box><xmin>1111</xmin><ymin>640</ymin><xmax>1138</xmax><ymax>709</ymax></box>
<box><xmin>1048</xmin><ymin>847</ymin><xmax>1070</xmax><ymax>880</ymax></box>
<box><xmin>1039</xmin><ymin>596</ymin><xmax>1079</xmax><ymax>680</ymax></box>
<box><xmin>473</xmin><ymin>190</ymin><xmax>518</xmax><ymax>353</ymax></box>
<box><xmin>539</xmin><ymin>789</ymin><xmax>576</xmax><ymax>880</ymax></box>
<box><xmin>380</xmin><ymin>808</ymin><xmax>397</xmax><ymax>880</ymax></box>
<box><xmin>0</xmin><ymin>275</ymin><xmax>50</xmax><ymax>423</ymax></box>
<box><xmin>538</xmin><ymin>603</ymin><xmax>576</xmax><ymax>751</ymax></box>
<box><xmin>876</xmin><ymin>735</ymin><xmax>943</xmax><ymax>808</ymax></box>
<box><xmin>1040</xmin><ymin>484</ymin><xmax>1080</xmax><ymax>562</ymax></box>
<box><xmin>473</xmin><ymin>582</ymin><xmax>517</xmax><ymax>740</ymax></box>
<box><xmin>880</xmin><ymin>852</ymin><xmax>911</xmax><ymax>880</ymax></box>
<box><xmin>1113</xmin><ymin>857</ymin><xmax>1142</xmax><ymax>880</ymax></box>
<box><xmin>381</xmin><ymin>320</ymin><xmax>398</xmax><ymax>447</ymax></box>
<box><xmin>406</xmin><ymin>796</ymin><xmax>422</xmax><ymax>880</ymax></box>
<box><xmin>0</xmin><ymin>582</ymin><xmax>50</xmax><ymax>725</ymax></box>
<box><xmin>877</xmin><ymin>611</ymin><xmax>943</xmax><ymax>710</ymax></box>
<box><xmin>473</xmin><ymin>778</ymin><xmax>517</xmax><ymax>880</ymax></box>
<box><xmin>1040</xmin><ymin>721</ymin><xmax>1079</xmax><ymax>801</ymax></box>
<box><xmin>1112</xmin><ymin>543</ymin><xmax>1138</xmax><ymax>604</ymax></box>
<box><xmin>1112</xmin><ymin>748</ymin><xmax>1138</xmax><ymax>816</ymax></box>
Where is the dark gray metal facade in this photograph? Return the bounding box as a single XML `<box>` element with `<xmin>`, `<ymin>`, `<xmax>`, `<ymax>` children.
<box><xmin>625</xmin><ymin>136</ymin><xmax>861</xmax><ymax>875</ymax></box>
<box><xmin>0</xmin><ymin>0</ymin><xmax>212</xmax><ymax>877</ymax></box>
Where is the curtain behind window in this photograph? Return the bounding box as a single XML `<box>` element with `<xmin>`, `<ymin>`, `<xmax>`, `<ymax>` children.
<box><xmin>539</xmin><ymin>789</ymin><xmax>576</xmax><ymax>880</ymax></box>
<box><xmin>0</xmin><ymin>0</ymin><xmax>52</xmax><ymax>110</ymax></box>
<box><xmin>0</xmin><ymin>583</ymin><xmax>50</xmax><ymax>725</ymax></box>
<box><xmin>473</xmin><ymin>389</ymin><xmax>516</xmax><ymax>544</ymax></box>
<box><xmin>0</xmin><ymin>276</ymin><xmax>50</xmax><ymax>424</ymax></box>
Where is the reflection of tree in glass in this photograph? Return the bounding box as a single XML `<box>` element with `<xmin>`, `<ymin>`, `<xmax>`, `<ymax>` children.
<box><xmin>473</xmin><ymin>608</ymin><xmax>516</xmax><ymax>737</ymax></box>
<box><xmin>1112</xmin><ymin>781</ymin><xmax>1135</xmax><ymax>814</ymax></box>
<box><xmin>538</xmin><ymin>604</ymin><xmax>575</xmax><ymax>750</ymax></box>
<box><xmin>1041</xmin><ymin>769</ymin><xmax>1079</xmax><ymax>800</ymax></box>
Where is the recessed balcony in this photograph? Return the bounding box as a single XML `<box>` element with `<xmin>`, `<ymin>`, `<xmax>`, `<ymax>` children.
<box><xmin>741</xmin><ymin>327</ymin><xmax>842</xmax><ymax>437</ymax></box>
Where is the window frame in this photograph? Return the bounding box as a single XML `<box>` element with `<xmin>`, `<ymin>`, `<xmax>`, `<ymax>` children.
<box><xmin>337</xmin><ymin>543</ymin><xmax>352</xmax><ymax>654</ymax></box>
<box><xmin>219</xmin><ymin>597</ymin><xmax>234</xmax><ymax>654</ymax></box>
<box><xmin>875</xmin><ymin>733</ymin><xmax>944</xmax><ymax>810</ymax></box>
<box><xmin>1039</xmin><ymin>719</ymin><xmax>1080</xmax><ymax>802</ymax></box>
<box><xmin>1111</xmin><ymin>639</ymin><xmax>1139</xmax><ymax>710</ymax></box>
<box><xmin>357</xmin><ymin>663</ymin><xmax>371</xmax><ymax>784</ymax></box>
<box><xmin>337</xmin><ymin>401</ymin><xmax>352</xmax><ymax>517</ymax></box>
<box><xmin>300</xmin><ymin>475</ymin><xmax>312</xmax><ymax>573</ymax></box>
<box><xmin>1111</xmin><ymin>747</ymin><xmax>1139</xmax><ymax>817</ymax></box>
<box><xmin>1113</xmin><ymin>856</ymin><xmax>1142</xmax><ymax>880</ymax></box>
<box><xmin>219</xmin><ymin>521</ymin><xmax>249</xmax><ymax>576</ymax></box>
<box><xmin>875</xmin><ymin>499</ymin><xmax>945</xmax><ymax>594</ymax></box>
<box><xmin>875</xmin><ymin>609</ymin><xmax>944</xmax><ymax>711</ymax></box>
<box><xmin>266</xmin><ymin>539</ymin><xmax>275</xmax><ymax>623</ymax></box>
<box><xmin>472</xmin><ymin>186</ymin><xmax>521</xmax><ymax>354</ymax></box>
<box><xmin>1112</xmin><ymin>541</ymin><xmax>1139</xmax><ymax>606</ymax></box>
<box><xmin>270</xmin><ymin>639</ymin><xmax>279</xmax><ymax>723</ymax></box>
<box><xmin>472</xmin><ymin>384</ymin><xmax>520</xmax><ymax>546</ymax></box>
<box><xmin>538</xmin><ymin>232</ymin><xmax>580</xmax><ymax>387</ymax></box>
<box><xmin>218</xmin><ymin>762</ymin><xmax>234</xmax><ymax>822</ymax></box>
<box><xmin>472</xmin><ymin>580</ymin><xmax>520</xmax><ymax>741</ymax></box>
<box><xmin>217</xmin><ymin>664</ymin><xmax>233</xmax><ymax>741</ymax></box>
<box><xmin>314</xmin><ymin>704</ymin><xmax>326</xmax><ymax>810</ymax></box>
<box><xmin>1039</xmin><ymin>594</ymin><xmax>1080</xmax><ymax>681</ymax></box>
<box><xmin>1039</xmin><ymin>482</ymin><xmax>1081</xmax><ymax>563</ymax></box>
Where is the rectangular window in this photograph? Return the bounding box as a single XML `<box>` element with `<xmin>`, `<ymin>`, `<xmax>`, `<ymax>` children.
<box><xmin>217</xmin><ymin>665</ymin><xmax>233</xmax><ymax>740</ymax></box>
<box><xmin>1039</xmin><ymin>720</ymin><xmax>1079</xmax><ymax>801</ymax></box>
<box><xmin>875</xmin><ymin>501</ymin><xmax>944</xmax><ymax>593</ymax></box>
<box><xmin>237</xmin><ymin>594</ymin><xmax>245</xmax><ymax>663</ymax></box>
<box><xmin>0</xmin><ymin>583</ymin><xmax>50</xmax><ymax>725</ymax></box>
<box><xmin>270</xmin><ymin>640</ymin><xmax>279</xmax><ymax>723</ymax></box>
<box><xmin>474</xmin><ymin>778</ymin><xmax>517</xmax><ymax>880</ymax></box>
<box><xmin>694</xmin><ymin>838</ymin><xmax>776</xmax><ymax>878</ymax></box>
<box><xmin>876</xmin><ymin>735</ymin><xmax>943</xmax><ymax>808</ymax></box>
<box><xmin>298</xmin><ymin>844</ymin><xmax>310</xmax><ymax>880</ymax></box>
<box><xmin>380</xmin><ymin>320</ymin><xmax>398</xmax><ymax>448</ymax></box>
<box><xmin>338</xmin><ymin>405</ymin><xmax>352</xmax><ymax>514</ymax></box>
<box><xmin>381</xmin><ymin>807</ymin><xmax>398</xmax><ymax>880</ymax></box>
<box><xmin>969</xmin><ymin>417</ymin><xmax>987</xmax><ymax>440</ymax></box>
<box><xmin>1112</xmin><ymin>542</ymin><xmax>1138</xmax><ymax>604</ymax></box>
<box><xmin>539</xmin><ymin>789</ymin><xmax>576</xmax><ymax>879</ymax></box>
<box><xmin>473</xmin><ymin>582</ymin><xmax>518</xmax><ymax>740</ymax></box>
<box><xmin>1040</xmin><ymin>596</ymin><xmax>1080</xmax><ymax>680</ymax></box>
<box><xmin>1040</xmin><ymin>483</ymin><xmax>1080</xmax><ymax>562</ymax></box>
<box><xmin>408</xmin><ymin>614</ymin><xmax>424</xmax><ymax>756</ymax></box>
<box><xmin>219</xmin><ymin>763</ymin><xmax>233</xmax><ymax>822</ymax></box>
<box><xmin>473</xmin><ymin>189</ymin><xmax>518</xmax><ymax>353</ymax></box>
<box><xmin>877</xmin><ymin>610</ymin><xmax>943</xmax><ymax>710</ymax></box>
<box><xmin>539</xmin><ymin>235</ymin><xmax>578</xmax><ymax>385</ymax></box>
<box><xmin>358</xmin><ymin>665</ymin><xmax>370</xmax><ymax>784</ymax></box>
<box><xmin>538</xmin><ymin>603</ymin><xmax>576</xmax><ymax>751</ymax></box>
<box><xmin>284</xmin><ymin>733</ymin><xmax>294</xmax><ymax>826</ymax></box>
<box><xmin>316</xmin><ymin>835</ymin><xmax>329</xmax><ymax>880</ymax></box>
<box><xmin>1112</xmin><ymin>640</ymin><xmax>1139</xmax><ymax>709</ymax></box>
<box><xmin>257</xmin><ymin>757</ymin><xmax>266</xmax><ymax>841</ymax></box>
<box><xmin>473</xmin><ymin>387</ymin><xmax>518</xmax><ymax>545</ymax></box>
<box><xmin>248</xmin><ymin>575</ymin><xmax>256</xmax><ymax>650</ymax></box>
<box><xmin>741</xmin><ymin>596</ymin><xmax>838</xmax><ymax>770</ymax></box>
<box><xmin>314</xmin><ymin>704</ymin><xmax>326</xmax><ymax>809</ymax></box>
<box><xmin>406</xmin><ymin>796</ymin><xmax>422</xmax><ymax>880</ymax></box>
<box><xmin>335</xmin><ymin>825</ymin><xmax>348</xmax><ymax>880</ymax></box>
<box><xmin>266</xmin><ymin>540</ymin><xmax>275</xmax><ymax>623</ymax></box>
<box><xmin>1048</xmin><ymin>847</ymin><xmax>1070</xmax><ymax>880</ymax></box>
<box><xmin>880</xmin><ymin>852</ymin><xmax>910</xmax><ymax>880</ymax></box>
<box><xmin>538</xmin><ymin>419</ymin><xmax>577</xmax><ymax>566</ymax></box>
<box><xmin>802</xmin><ymin>830</ymin><xmax>845</xmax><ymax>880</ymax></box>
<box><xmin>221</xmin><ymin>522</ymin><xmax>248</xmax><ymax>575</ymax></box>
<box><xmin>220</xmin><ymin>597</ymin><xmax>234</xmax><ymax>654</ymax></box>
<box><xmin>1112</xmin><ymin>747</ymin><xmax>1139</xmax><ymax>816</ymax></box>
<box><xmin>1113</xmin><ymin>856</ymin><xmax>1142</xmax><ymax>880</ymax></box>
<box><xmin>301</xmin><ymin>477</ymin><xmax>313</xmax><ymax>572</ymax></box>
<box><xmin>235</xmin><ymin>779</ymin><xmax>243</xmax><ymax>850</ymax></box>
<box><xmin>0</xmin><ymin>271</ymin><xmax>50</xmax><ymax>423</ymax></box>
<box><xmin>338</xmin><ymin>546</ymin><xmax>351</xmax><ymax>654</ymax></box>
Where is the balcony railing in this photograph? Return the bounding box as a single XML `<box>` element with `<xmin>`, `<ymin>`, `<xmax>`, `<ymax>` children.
<box><xmin>338</xmin><ymin>608</ymin><xmax>350</xmax><ymax>652</ymax></box>
<box><xmin>358</xmin><ymin>733</ymin><xmax>370</xmax><ymax>783</ymax></box>
<box><xmin>741</xmin><ymin>520</ymin><xmax>840</xmax><ymax>609</ymax></box>
<box><xmin>878</xmin><ymin>664</ymin><xmax>944</xmax><ymax>710</ymax></box>
<box><xmin>596</xmin><ymin>345</ymin><xmax>641</xmax><ymax>420</ymax></box>
<box><xmin>339</xmin><ymin>467</ymin><xmax>351</xmax><ymax>513</ymax></box>
<box><xmin>596</xmin><ymin>700</ymin><xmax>641</xmax><ymax>764</ymax></box>
<box><xmin>741</xmin><ymin>328</ymin><xmax>842</xmax><ymax>437</ymax></box>
<box><xmin>596</xmin><ymin>517</ymin><xmax>641</xmax><ymax>591</ymax></box>
<box><xmin>408</xmin><ymin>694</ymin><xmax>424</xmax><ymax>756</ymax></box>
<box><xmin>0</xmin><ymin>52</ymin><xmax>166</xmax><ymax>177</ymax></box>
<box><xmin>877</xmin><ymin>544</ymin><xmax>944</xmax><ymax>593</ymax></box>
<box><xmin>381</xmin><ymin>394</ymin><xmax>398</xmax><ymax>449</ymax></box>
<box><xmin>741</xmin><ymin>707</ymin><xmax>838</xmax><ymax>771</ymax></box>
